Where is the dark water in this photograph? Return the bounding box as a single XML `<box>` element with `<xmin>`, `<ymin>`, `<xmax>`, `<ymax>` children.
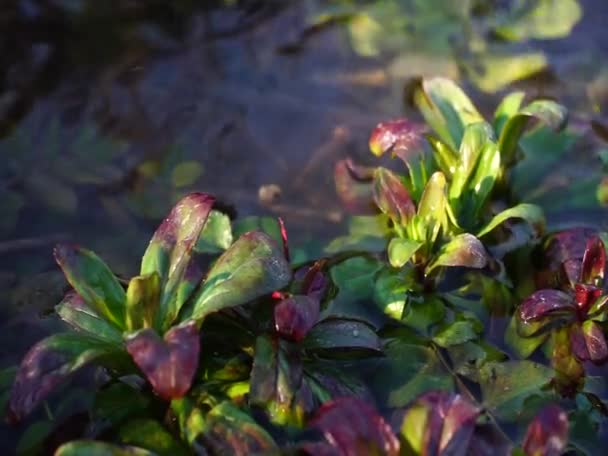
<box><xmin>1</xmin><ymin>0</ymin><xmax>608</xmax><ymax>452</ymax></box>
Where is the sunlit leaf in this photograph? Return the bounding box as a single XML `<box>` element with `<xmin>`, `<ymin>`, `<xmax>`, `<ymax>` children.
<box><xmin>417</xmin><ymin>171</ymin><xmax>448</xmax><ymax>242</ymax></box>
<box><xmin>499</xmin><ymin>100</ymin><xmax>568</xmax><ymax>166</ymax></box>
<box><xmin>54</xmin><ymin>244</ymin><xmax>127</xmax><ymax>329</ymax></box>
<box><xmin>493</xmin><ymin>91</ymin><xmax>526</xmax><ymax>136</ymax></box>
<box><xmin>184</xmin><ymin>232</ymin><xmax>291</xmax><ymax>322</ymax></box>
<box><xmin>433</xmin><ymin>320</ymin><xmax>479</xmax><ymax>348</ymax></box>
<box><xmin>580</xmin><ymin>237</ymin><xmax>606</xmax><ymax>286</ymax></box>
<box><xmin>373</xmin><ymin>167</ymin><xmax>416</xmax><ymax>227</ymax></box>
<box><xmin>426</xmin><ymin>135</ymin><xmax>458</xmax><ymax>178</ymax></box>
<box><xmin>478</xmin><ymin>361</ymin><xmax>554</xmax><ymax>421</ymax></box>
<box><xmin>477</xmin><ymin>204</ymin><xmax>545</xmax><ymax>238</ymax></box>
<box><xmin>465</xmin><ymin>141</ymin><xmax>501</xmax><ymax>221</ymax></box>
<box><xmin>310</xmin><ymin>397</ymin><xmax>400</xmax><ymax>456</ymax></box>
<box><xmin>466</xmin><ymin>52</ymin><xmax>547</xmax><ymax>94</ymax></box>
<box><xmin>581</xmin><ymin>320</ymin><xmax>608</xmax><ymax>363</ymax></box>
<box><xmin>413</xmin><ymin>77</ymin><xmax>483</xmax><ymax>150</ymax></box>
<box><xmin>125</xmin><ymin>321</ymin><xmax>199</xmax><ymax>400</ymax></box>
<box><xmin>402</xmin><ymin>295</ymin><xmax>446</xmax><ymax>334</ymax></box>
<box><xmin>56</xmin><ymin>291</ymin><xmax>123</xmax><ymax>344</ymax></box>
<box><xmin>388</xmin><ymin>237</ymin><xmax>423</xmax><ymax>268</ymax></box>
<box><xmin>195</xmin><ymin>210</ymin><xmax>233</xmax><ymax>254</ymax></box>
<box><xmin>426</xmin><ymin>234</ymin><xmax>488</xmax><ymax>273</ymax></box>
<box><xmin>522</xmin><ymin>404</ymin><xmax>569</xmax><ymax>456</ymax></box>
<box><xmin>334</xmin><ymin>158</ymin><xmax>376</xmax><ymax>214</ymax></box>
<box><xmin>519</xmin><ymin>289</ymin><xmax>575</xmax><ymax>323</ymax></box>
<box><xmin>125</xmin><ymin>273</ymin><xmax>160</xmax><ymax>331</ymax></box>
<box><xmin>8</xmin><ymin>333</ymin><xmax>121</xmax><ymax>422</ymax></box>
<box><xmin>368</xmin><ymin>118</ymin><xmax>425</xmax><ymax>160</ymax></box>
<box><xmin>274</xmin><ymin>295</ymin><xmax>320</xmax><ymax>342</ymax></box>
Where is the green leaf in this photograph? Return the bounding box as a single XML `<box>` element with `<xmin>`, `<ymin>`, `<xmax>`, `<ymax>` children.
<box><xmin>55</xmin><ymin>441</ymin><xmax>154</xmax><ymax>456</ymax></box>
<box><xmin>56</xmin><ymin>291</ymin><xmax>123</xmax><ymax>344</ymax></box>
<box><xmin>426</xmin><ymin>234</ymin><xmax>488</xmax><ymax>273</ymax></box>
<box><xmin>427</xmin><ymin>135</ymin><xmax>458</xmax><ymax>177</ymax></box>
<box><xmin>232</xmin><ymin>216</ymin><xmax>283</xmax><ymax>245</ymax></box>
<box><xmin>493</xmin><ymin>0</ymin><xmax>582</xmax><ymax>41</ymax></box>
<box><xmin>330</xmin><ymin>256</ymin><xmax>383</xmax><ymax>299</ymax></box>
<box><xmin>195</xmin><ymin>210</ymin><xmax>233</xmax><ymax>253</ymax></box>
<box><xmin>413</xmin><ymin>77</ymin><xmax>483</xmax><ymax>150</ymax></box>
<box><xmin>465</xmin><ymin>142</ymin><xmax>501</xmax><ymax>221</ymax></box>
<box><xmin>417</xmin><ymin>171</ymin><xmax>448</xmax><ymax>242</ymax></box>
<box><xmin>466</xmin><ymin>52</ymin><xmax>547</xmax><ymax>93</ymax></box>
<box><xmin>373</xmin><ymin>268</ymin><xmax>414</xmax><ymax>319</ymax></box>
<box><xmin>54</xmin><ymin>244</ymin><xmax>127</xmax><ymax>329</ymax></box>
<box><xmin>94</xmin><ymin>382</ymin><xmax>151</xmax><ymax>426</ymax></box>
<box><xmin>119</xmin><ymin>419</ymin><xmax>188</xmax><ymax>455</ymax></box>
<box><xmin>302</xmin><ymin>318</ymin><xmax>382</xmax><ymax>357</ymax></box>
<box><xmin>325</xmin><ymin>215</ymin><xmax>389</xmax><ymax>254</ymax></box>
<box><xmin>171</xmin><ymin>161</ymin><xmax>203</xmax><ymax>188</ymax></box>
<box><xmin>433</xmin><ymin>320</ymin><xmax>479</xmax><ymax>348</ymax></box>
<box><xmin>450</xmin><ymin>122</ymin><xmax>494</xmax><ymax>206</ymax></box>
<box><xmin>16</xmin><ymin>420</ymin><xmax>54</xmax><ymax>455</ymax></box>
<box><xmin>388</xmin><ymin>237</ymin><xmax>423</xmax><ymax>268</ymax></box>
<box><xmin>504</xmin><ymin>314</ymin><xmax>549</xmax><ymax>359</ymax></box>
<box><xmin>477</xmin><ymin>203</ymin><xmax>545</xmax><ymax>238</ymax></box>
<box><xmin>499</xmin><ymin>100</ymin><xmax>568</xmax><ymax>166</ymax></box>
<box><xmin>184</xmin><ymin>232</ymin><xmax>291</xmax><ymax>322</ymax></box>
<box><xmin>478</xmin><ymin>361</ymin><xmax>554</xmax><ymax>421</ymax></box>
<box><xmin>125</xmin><ymin>273</ymin><xmax>160</xmax><ymax>331</ymax></box>
<box><xmin>140</xmin><ymin>193</ymin><xmax>215</xmax><ymax>330</ymax></box>
<box><xmin>493</xmin><ymin>92</ymin><xmax>526</xmax><ymax>136</ymax></box>
<box><xmin>9</xmin><ymin>333</ymin><xmax>124</xmax><ymax>422</ymax></box>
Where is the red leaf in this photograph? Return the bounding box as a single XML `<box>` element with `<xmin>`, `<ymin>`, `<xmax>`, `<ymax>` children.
<box><xmin>334</xmin><ymin>159</ymin><xmax>376</xmax><ymax>214</ymax></box>
<box><xmin>278</xmin><ymin>217</ymin><xmax>290</xmax><ymax>263</ymax></box>
<box><xmin>294</xmin><ymin>261</ymin><xmax>328</xmax><ymax>302</ymax></box>
<box><xmin>274</xmin><ymin>295</ymin><xmax>320</xmax><ymax>342</ymax></box>
<box><xmin>369</xmin><ymin>118</ymin><xmax>425</xmax><ymax>161</ymax></box>
<box><xmin>522</xmin><ymin>404</ymin><xmax>568</xmax><ymax>456</ymax></box>
<box><xmin>311</xmin><ymin>397</ymin><xmax>400</xmax><ymax>456</ymax></box>
<box><xmin>580</xmin><ymin>236</ymin><xmax>606</xmax><ymax>286</ymax></box>
<box><xmin>519</xmin><ymin>290</ymin><xmax>575</xmax><ymax>322</ymax></box>
<box><xmin>574</xmin><ymin>283</ymin><xmax>602</xmax><ymax>315</ymax></box>
<box><xmin>373</xmin><ymin>167</ymin><xmax>416</xmax><ymax>227</ymax></box>
<box><xmin>125</xmin><ymin>321</ymin><xmax>200</xmax><ymax>400</ymax></box>
<box><xmin>582</xmin><ymin>320</ymin><xmax>608</xmax><ymax>363</ymax></box>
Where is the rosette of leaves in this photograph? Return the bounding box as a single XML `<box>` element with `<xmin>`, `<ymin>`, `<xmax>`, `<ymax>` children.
<box><xmin>507</xmin><ymin>235</ymin><xmax>608</xmax><ymax>395</ymax></box>
<box><xmin>7</xmin><ymin>192</ymin><xmax>292</xmax><ymax>423</ymax></box>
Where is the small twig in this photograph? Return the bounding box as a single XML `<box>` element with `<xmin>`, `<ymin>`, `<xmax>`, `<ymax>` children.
<box><xmin>0</xmin><ymin>234</ymin><xmax>68</xmax><ymax>255</ymax></box>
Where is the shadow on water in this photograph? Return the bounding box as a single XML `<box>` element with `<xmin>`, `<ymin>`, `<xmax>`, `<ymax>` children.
<box><xmin>1</xmin><ymin>0</ymin><xmax>608</xmax><ymax>452</ymax></box>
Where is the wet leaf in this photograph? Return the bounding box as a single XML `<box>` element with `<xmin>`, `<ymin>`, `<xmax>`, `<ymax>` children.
<box><xmin>499</xmin><ymin>100</ymin><xmax>568</xmax><ymax>166</ymax></box>
<box><xmin>310</xmin><ymin>397</ymin><xmax>400</xmax><ymax>456</ymax></box>
<box><xmin>426</xmin><ymin>234</ymin><xmax>488</xmax><ymax>273</ymax></box>
<box><xmin>580</xmin><ymin>236</ymin><xmax>606</xmax><ymax>286</ymax></box>
<box><xmin>184</xmin><ymin>231</ymin><xmax>291</xmax><ymax>322</ymax></box>
<box><xmin>519</xmin><ymin>289</ymin><xmax>575</xmax><ymax>324</ymax></box>
<box><xmin>125</xmin><ymin>321</ymin><xmax>199</xmax><ymax>400</ymax></box>
<box><xmin>373</xmin><ymin>167</ymin><xmax>416</xmax><ymax>227</ymax></box>
<box><xmin>478</xmin><ymin>361</ymin><xmax>554</xmax><ymax>421</ymax></box>
<box><xmin>197</xmin><ymin>402</ymin><xmax>277</xmax><ymax>455</ymax></box>
<box><xmin>399</xmin><ymin>391</ymin><xmax>481</xmax><ymax>456</ymax></box>
<box><xmin>274</xmin><ymin>295</ymin><xmax>320</xmax><ymax>342</ymax></box>
<box><xmin>413</xmin><ymin>77</ymin><xmax>483</xmax><ymax>150</ymax></box>
<box><xmin>55</xmin><ymin>440</ymin><xmax>154</xmax><ymax>456</ymax></box>
<box><xmin>8</xmin><ymin>333</ymin><xmax>121</xmax><ymax>422</ymax></box>
<box><xmin>54</xmin><ymin>244</ymin><xmax>127</xmax><ymax>329</ymax></box>
<box><xmin>522</xmin><ymin>404</ymin><xmax>569</xmax><ymax>456</ymax></box>
<box><xmin>195</xmin><ymin>210</ymin><xmax>233</xmax><ymax>254</ymax></box>
<box><xmin>140</xmin><ymin>192</ymin><xmax>215</xmax><ymax>330</ymax></box>
<box><xmin>494</xmin><ymin>0</ymin><xmax>582</xmax><ymax>41</ymax></box>
<box><xmin>388</xmin><ymin>237</ymin><xmax>423</xmax><ymax>268</ymax></box>
<box><xmin>477</xmin><ymin>204</ymin><xmax>545</xmax><ymax>238</ymax></box>
<box><xmin>119</xmin><ymin>419</ymin><xmax>188</xmax><ymax>455</ymax></box>
<box><xmin>334</xmin><ymin>159</ymin><xmax>376</xmax><ymax>214</ymax></box>
<box><xmin>303</xmin><ymin>319</ymin><xmax>382</xmax><ymax>356</ymax></box>
<box><xmin>56</xmin><ymin>291</ymin><xmax>123</xmax><ymax>344</ymax></box>
<box><xmin>125</xmin><ymin>273</ymin><xmax>160</xmax><ymax>331</ymax></box>
<box><xmin>368</xmin><ymin>118</ymin><xmax>425</xmax><ymax>160</ymax></box>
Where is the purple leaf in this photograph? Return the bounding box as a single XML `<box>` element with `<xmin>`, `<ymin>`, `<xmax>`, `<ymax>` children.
<box><xmin>125</xmin><ymin>321</ymin><xmax>199</xmax><ymax>400</ymax></box>
<box><xmin>582</xmin><ymin>320</ymin><xmax>608</xmax><ymax>363</ymax></box>
<box><xmin>8</xmin><ymin>333</ymin><xmax>119</xmax><ymax>422</ymax></box>
<box><xmin>570</xmin><ymin>323</ymin><xmax>590</xmax><ymax>362</ymax></box>
<box><xmin>426</xmin><ymin>233</ymin><xmax>488</xmax><ymax>273</ymax></box>
<box><xmin>580</xmin><ymin>236</ymin><xmax>606</xmax><ymax>286</ymax></box>
<box><xmin>519</xmin><ymin>290</ymin><xmax>575</xmax><ymax>322</ymax></box>
<box><xmin>373</xmin><ymin>167</ymin><xmax>416</xmax><ymax>227</ymax></box>
<box><xmin>54</xmin><ymin>244</ymin><xmax>127</xmax><ymax>329</ymax></box>
<box><xmin>140</xmin><ymin>192</ymin><xmax>215</xmax><ymax>330</ymax></box>
<box><xmin>369</xmin><ymin>118</ymin><xmax>425</xmax><ymax>161</ymax></box>
<box><xmin>310</xmin><ymin>397</ymin><xmax>400</xmax><ymax>456</ymax></box>
<box><xmin>522</xmin><ymin>404</ymin><xmax>568</xmax><ymax>456</ymax></box>
<box><xmin>399</xmin><ymin>391</ymin><xmax>481</xmax><ymax>456</ymax></box>
<box><xmin>293</xmin><ymin>261</ymin><xmax>328</xmax><ymax>302</ymax></box>
<box><xmin>334</xmin><ymin>159</ymin><xmax>376</xmax><ymax>214</ymax></box>
<box><xmin>274</xmin><ymin>295</ymin><xmax>320</xmax><ymax>342</ymax></box>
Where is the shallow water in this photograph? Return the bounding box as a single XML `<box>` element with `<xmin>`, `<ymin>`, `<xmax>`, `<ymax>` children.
<box><xmin>1</xmin><ymin>0</ymin><xmax>608</xmax><ymax>452</ymax></box>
